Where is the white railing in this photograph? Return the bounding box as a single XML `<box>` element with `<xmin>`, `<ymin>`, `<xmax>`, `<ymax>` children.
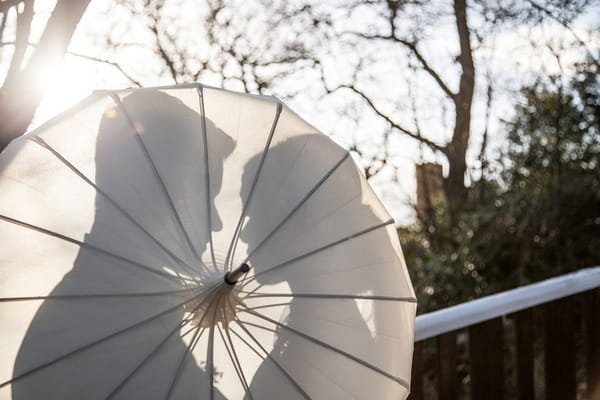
<box><xmin>414</xmin><ymin>266</ymin><xmax>600</xmax><ymax>341</ymax></box>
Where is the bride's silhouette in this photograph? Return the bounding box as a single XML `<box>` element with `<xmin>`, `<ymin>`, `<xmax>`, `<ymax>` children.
<box><xmin>12</xmin><ymin>90</ymin><xmax>233</xmax><ymax>399</ymax></box>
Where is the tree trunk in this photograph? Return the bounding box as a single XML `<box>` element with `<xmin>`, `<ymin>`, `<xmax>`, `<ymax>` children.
<box><xmin>0</xmin><ymin>0</ymin><xmax>90</xmax><ymax>152</ymax></box>
<box><xmin>444</xmin><ymin>0</ymin><xmax>475</xmax><ymax>212</ymax></box>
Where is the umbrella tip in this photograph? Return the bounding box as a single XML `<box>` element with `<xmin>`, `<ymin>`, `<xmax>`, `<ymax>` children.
<box><xmin>224</xmin><ymin>263</ymin><xmax>251</xmax><ymax>285</ymax></box>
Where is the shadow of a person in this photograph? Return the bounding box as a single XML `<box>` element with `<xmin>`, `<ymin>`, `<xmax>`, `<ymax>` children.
<box><xmin>236</xmin><ymin>134</ymin><xmax>408</xmax><ymax>399</ymax></box>
<box><xmin>12</xmin><ymin>90</ymin><xmax>233</xmax><ymax>399</ymax></box>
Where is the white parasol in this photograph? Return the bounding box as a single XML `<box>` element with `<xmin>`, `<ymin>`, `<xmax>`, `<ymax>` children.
<box><xmin>0</xmin><ymin>84</ymin><xmax>416</xmax><ymax>399</ymax></box>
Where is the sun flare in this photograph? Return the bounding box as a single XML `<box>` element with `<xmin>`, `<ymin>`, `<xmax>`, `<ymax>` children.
<box><xmin>31</xmin><ymin>57</ymin><xmax>99</xmax><ymax>129</ymax></box>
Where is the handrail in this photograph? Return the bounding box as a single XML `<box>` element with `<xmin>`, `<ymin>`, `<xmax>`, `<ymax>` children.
<box><xmin>414</xmin><ymin>266</ymin><xmax>600</xmax><ymax>341</ymax></box>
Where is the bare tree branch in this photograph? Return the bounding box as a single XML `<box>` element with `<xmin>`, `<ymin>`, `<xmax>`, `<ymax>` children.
<box><xmin>407</xmin><ymin>64</ymin><xmax>424</xmax><ymax>141</ymax></box>
<box><xmin>0</xmin><ymin>0</ymin><xmax>91</xmax><ymax>151</ymax></box>
<box><xmin>346</xmin><ymin>31</ymin><xmax>456</xmax><ymax>100</ymax></box>
<box><xmin>148</xmin><ymin>13</ymin><xmax>179</xmax><ymax>84</ymax></box>
<box><xmin>68</xmin><ymin>52</ymin><xmax>143</xmax><ymax>87</ymax></box>
<box><xmin>0</xmin><ymin>40</ymin><xmax>143</xmax><ymax>87</ymax></box>
<box><xmin>0</xmin><ymin>8</ymin><xmax>8</xmax><ymax>44</ymax></box>
<box><xmin>349</xmin><ymin>142</ymin><xmax>388</xmax><ymax>180</ymax></box>
<box><xmin>0</xmin><ymin>0</ymin><xmax>23</xmax><ymax>14</ymax></box>
<box><xmin>478</xmin><ymin>73</ymin><xmax>493</xmax><ymax>182</ymax></box>
<box><xmin>526</xmin><ymin>0</ymin><xmax>599</xmax><ymax>65</ymax></box>
<box><xmin>3</xmin><ymin>0</ymin><xmax>32</xmax><ymax>84</ymax></box>
<box><xmin>336</xmin><ymin>84</ymin><xmax>447</xmax><ymax>155</ymax></box>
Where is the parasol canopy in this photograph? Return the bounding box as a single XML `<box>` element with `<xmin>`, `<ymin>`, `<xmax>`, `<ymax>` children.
<box><xmin>0</xmin><ymin>84</ymin><xmax>416</xmax><ymax>399</ymax></box>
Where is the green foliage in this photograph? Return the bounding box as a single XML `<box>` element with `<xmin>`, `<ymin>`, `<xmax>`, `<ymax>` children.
<box><xmin>402</xmin><ymin>59</ymin><xmax>600</xmax><ymax>314</ymax></box>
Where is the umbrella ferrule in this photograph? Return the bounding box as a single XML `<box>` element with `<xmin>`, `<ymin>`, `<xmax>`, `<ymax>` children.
<box><xmin>224</xmin><ymin>263</ymin><xmax>251</xmax><ymax>285</ymax></box>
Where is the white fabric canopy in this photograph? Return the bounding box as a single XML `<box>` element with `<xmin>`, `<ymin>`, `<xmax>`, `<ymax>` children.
<box><xmin>0</xmin><ymin>84</ymin><xmax>416</xmax><ymax>399</ymax></box>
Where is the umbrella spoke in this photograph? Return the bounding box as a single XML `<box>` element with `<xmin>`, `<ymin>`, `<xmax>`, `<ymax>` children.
<box><xmin>0</xmin><ymin>214</ymin><xmax>194</xmax><ymax>285</ymax></box>
<box><xmin>235</xmin><ymin>319</ymin><xmax>279</xmax><ymax>334</ymax></box>
<box><xmin>180</xmin><ymin>324</ymin><xmax>198</xmax><ymax>338</ymax></box>
<box><xmin>227</xmin><ymin>325</ymin><xmax>270</xmax><ymax>400</ymax></box>
<box><xmin>197</xmin><ymin>87</ymin><xmax>219</xmax><ymax>272</ymax></box>
<box><xmin>165</xmin><ymin>287</ymin><xmax>224</xmax><ymax>400</ymax></box>
<box><xmin>243</xmin><ymin>301</ymin><xmax>291</xmax><ymax>311</ymax></box>
<box><xmin>0</xmin><ymin>287</ymin><xmax>204</xmax><ymax>303</ymax></box>
<box><xmin>216</xmin><ymin>324</ymin><xmax>251</xmax><ymax>397</ymax></box>
<box><xmin>243</xmin><ymin>282</ymin><xmax>265</xmax><ymax>296</ymax></box>
<box><xmin>237</xmin><ymin>301</ymin><xmax>410</xmax><ymax>391</ymax></box>
<box><xmin>237</xmin><ymin>152</ymin><xmax>351</xmax><ymax>283</ymax></box>
<box><xmin>242</xmin><ymin>218</ymin><xmax>395</xmax><ymax>288</ymax></box>
<box><xmin>219</xmin><ymin>297</ymin><xmax>252</xmax><ymax>396</ymax></box>
<box><xmin>165</xmin><ymin>325</ymin><xmax>204</xmax><ymax>399</ymax></box>
<box><xmin>228</xmin><ymin>326</ymin><xmax>266</xmax><ymax>360</ymax></box>
<box><xmin>225</xmin><ymin>295</ymin><xmax>312</xmax><ymax>399</ymax></box>
<box><xmin>0</xmin><ymin>289</ymin><xmax>208</xmax><ymax>389</ymax></box>
<box><xmin>29</xmin><ymin>136</ymin><xmax>207</xmax><ymax>276</ymax></box>
<box><xmin>206</xmin><ymin>289</ymin><xmax>228</xmax><ymax>400</ymax></box>
<box><xmin>227</xmin><ymin>295</ymin><xmax>310</xmax><ymax>400</ymax></box>
<box><xmin>110</xmin><ymin>93</ymin><xmax>204</xmax><ymax>266</ymax></box>
<box><xmin>242</xmin><ymin>292</ymin><xmax>417</xmax><ymax>303</ymax></box>
<box><xmin>106</xmin><ymin>286</ymin><xmax>219</xmax><ymax>399</ymax></box>
<box><xmin>236</xmin><ymin>319</ymin><xmax>366</xmax><ymax>399</ymax></box>
<box><xmin>230</xmin><ymin>317</ymin><xmax>311</xmax><ymax>399</ymax></box>
<box><xmin>224</xmin><ymin>102</ymin><xmax>283</xmax><ymax>271</ymax></box>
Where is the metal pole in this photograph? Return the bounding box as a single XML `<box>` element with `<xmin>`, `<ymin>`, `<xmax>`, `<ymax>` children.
<box><xmin>224</xmin><ymin>263</ymin><xmax>251</xmax><ymax>285</ymax></box>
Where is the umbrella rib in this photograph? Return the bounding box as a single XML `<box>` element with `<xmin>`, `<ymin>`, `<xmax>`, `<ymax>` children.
<box><xmin>197</xmin><ymin>87</ymin><xmax>219</xmax><ymax>271</ymax></box>
<box><xmin>243</xmin><ymin>259</ymin><xmax>401</xmax><ymax>292</ymax></box>
<box><xmin>225</xmin><ymin>295</ymin><xmax>259</xmax><ymax>397</ymax></box>
<box><xmin>242</xmin><ymin>293</ymin><xmax>417</xmax><ymax>303</ymax></box>
<box><xmin>29</xmin><ymin>136</ymin><xmax>206</xmax><ymax>276</ymax></box>
<box><xmin>237</xmin><ymin>302</ymin><xmax>410</xmax><ymax>391</ymax></box>
<box><xmin>207</xmin><ymin>291</ymin><xmax>224</xmax><ymax>400</ymax></box>
<box><xmin>236</xmin><ymin>320</ymin><xmax>365</xmax><ymax>400</ymax></box>
<box><xmin>237</xmin><ymin>151</ymin><xmax>351</xmax><ymax>277</ymax></box>
<box><xmin>226</xmin><ymin>296</ymin><xmax>308</xmax><ymax>399</ymax></box>
<box><xmin>230</xmin><ymin>318</ymin><xmax>312</xmax><ymax>399</ymax></box>
<box><xmin>0</xmin><ymin>290</ymin><xmax>206</xmax><ymax>389</ymax></box>
<box><xmin>165</xmin><ymin>324</ymin><xmax>205</xmax><ymax>399</ymax></box>
<box><xmin>0</xmin><ymin>287</ymin><xmax>204</xmax><ymax>303</ymax></box>
<box><xmin>227</xmin><ymin>325</ymin><xmax>274</xmax><ymax>399</ymax></box>
<box><xmin>219</xmin><ymin>297</ymin><xmax>252</xmax><ymax>396</ymax></box>
<box><xmin>242</xmin><ymin>301</ymin><xmax>292</xmax><ymax>311</ymax></box>
<box><xmin>235</xmin><ymin>319</ymin><xmax>279</xmax><ymax>334</ymax></box>
<box><xmin>110</xmin><ymin>93</ymin><xmax>204</xmax><ymax>267</ymax></box>
<box><xmin>0</xmin><ymin>214</ymin><xmax>193</xmax><ymax>285</ymax></box>
<box><xmin>225</xmin><ymin>295</ymin><xmax>311</xmax><ymax>399</ymax></box>
<box><xmin>216</xmin><ymin>323</ymin><xmax>251</xmax><ymax>396</ymax></box>
<box><xmin>228</xmin><ymin>326</ymin><xmax>266</xmax><ymax>360</ymax></box>
<box><xmin>180</xmin><ymin>324</ymin><xmax>198</xmax><ymax>338</ymax></box>
<box><xmin>106</xmin><ymin>286</ymin><xmax>219</xmax><ymax>399</ymax></box>
<box><xmin>242</xmin><ymin>218</ymin><xmax>395</xmax><ymax>287</ymax></box>
<box><xmin>224</xmin><ymin>101</ymin><xmax>283</xmax><ymax>271</ymax></box>
<box><xmin>165</xmin><ymin>286</ymin><xmax>223</xmax><ymax>399</ymax></box>
<box><xmin>108</xmin><ymin>316</ymin><xmax>207</xmax><ymax>399</ymax></box>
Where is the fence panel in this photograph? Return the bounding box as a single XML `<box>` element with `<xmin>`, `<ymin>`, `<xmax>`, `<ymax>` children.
<box><xmin>408</xmin><ymin>267</ymin><xmax>600</xmax><ymax>400</ymax></box>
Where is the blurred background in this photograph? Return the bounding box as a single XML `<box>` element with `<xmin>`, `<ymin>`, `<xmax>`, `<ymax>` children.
<box><xmin>0</xmin><ymin>0</ymin><xmax>598</xmax><ymax>314</ymax></box>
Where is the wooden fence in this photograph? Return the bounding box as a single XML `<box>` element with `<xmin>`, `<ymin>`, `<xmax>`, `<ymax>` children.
<box><xmin>408</xmin><ymin>267</ymin><xmax>600</xmax><ymax>400</ymax></box>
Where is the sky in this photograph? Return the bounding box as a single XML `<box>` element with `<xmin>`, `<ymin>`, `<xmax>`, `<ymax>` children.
<box><xmin>2</xmin><ymin>0</ymin><xmax>598</xmax><ymax>225</ymax></box>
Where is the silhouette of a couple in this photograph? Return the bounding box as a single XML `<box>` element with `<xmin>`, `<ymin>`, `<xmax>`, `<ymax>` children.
<box><xmin>13</xmin><ymin>90</ymin><xmax>384</xmax><ymax>399</ymax></box>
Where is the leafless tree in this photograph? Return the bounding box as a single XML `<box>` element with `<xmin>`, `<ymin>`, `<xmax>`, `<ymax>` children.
<box><xmin>0</xmin><ymin>0</ymin><xmax>90</xmax><ymax>151</ymax></box>
<box><xmin>85</xmin><ymin>0</ymin><xmax>320</xmax><ymax>94</ymax></box>
<box><xmin>309</xmin><ymin>0</ymin><xmax>596</xmax><ymax>220</ymax></box>
<box><xmin>1</xmin><ymin>0</ymin><xmax>595</xmax><ymax>228</ymax></box>
<box><xmin>0</xmin><ymin>0</ymin><xmax>321</xmax><ymax>152</ymax></box>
